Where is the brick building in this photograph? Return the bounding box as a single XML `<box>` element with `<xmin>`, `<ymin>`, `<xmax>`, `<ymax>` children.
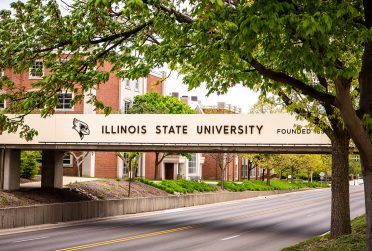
<box><xmin>2</xmin><ymin>61</ymin><xmax>208</xmax><ymax>180</ymax></box>
<box><xmin>2</xmin><ymin>60</ymin><xmax>167</xmax><ymax>178</ymax></box>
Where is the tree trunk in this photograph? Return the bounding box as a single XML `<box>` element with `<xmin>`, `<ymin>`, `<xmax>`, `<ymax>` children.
<box><xmin>255</xmin><ymin>164</ymin><xmax>258</xmax><ymax>180</ymax></box>
<box><xmin>266</xmin><ymin>168</ymin><xmax>270</xmax><ymax>186</ymax></box>
<box><xmin>247</xmin><ymin>161</ymin><xmax>251</xmax><ymax>180</ymax></box>
<box><xmin>334</xmin><ymin>39</ymin><xmax>372</xmax><ymax>243</ymax></box>
<box><xmin>357</xmin><ymin>4</ymin><xmax>372</xmax><ymax>245</ymax></box>
<box><xmin>128</xmin><ymin>161</ymin><xmax>132</xmax><ymax>197</ymax></box>
<box><xmin>77</xmin><ymin>164</ymin><xmax>80</xmax><ymax>177</ymax></box>
<box><xmin>261</xmin><ymin>168</ymin><xmax>265</xmax><ymax>181</ymax></box>
<box><xmin>279</xmin><ymin>168</ymin><xmax>282</xmax><ymax>180</ymax></box>
<box><xmin>330</xmin><ymin>136</ymin><xmax>351</xmax><ymax>238</ymax></box>
<box><xmin>362</xmin><ymin>157</ymin><xmax>372</xmax><ymax>251</ymax></box>
<box><xmin>290</xmin><ymin>167</ymin><xmax>294</xmax><ymax>183</ymax></box>
<box><xmin>221</xmin><ymin>167</ymin><xmax>225</xmax><ymax>190</ymax></box>
<box><xmin>154</xmin><ymin>152</ymin><xmax>159</xmax><ymax>180</ymax></box>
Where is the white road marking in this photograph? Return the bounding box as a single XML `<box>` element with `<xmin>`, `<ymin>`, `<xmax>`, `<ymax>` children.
<box><xmin>13</xmin><ymin>236</ymin><xmax>48</xmax><ymax>243</ymax></box>
<box><xmin>221</xmin><ymin>235</ymin><xmax>240</xmax><ymax>241</ymax></box>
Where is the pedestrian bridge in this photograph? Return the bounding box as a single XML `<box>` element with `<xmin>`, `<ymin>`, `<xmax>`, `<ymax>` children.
<box><xmin>0</xmin><ymin>113</ymin><xmax>333</xmax><ymax>191</ymax></box>
<box><xmin>1</xmin><ymin>113</ymin><xmax>332</xmax><ymax>153</ymax></box>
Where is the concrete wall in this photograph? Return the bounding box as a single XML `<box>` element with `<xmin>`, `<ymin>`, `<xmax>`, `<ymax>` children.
<box><xmin>0</xmin><ymin>190</ymin><xmax>292</xmax><ymax>229</ymax></box>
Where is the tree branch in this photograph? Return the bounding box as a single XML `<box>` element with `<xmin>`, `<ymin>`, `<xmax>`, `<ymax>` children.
<box><xmin>245</xmin><ymin>57</ymin><xmax>337</xmax><ymax>107</ymax></box>
<box><xmin>113</xmin><ymin>1</ymin><xmax>194</xmax><ymax>24</ymax></box>
<box><xmin>335</xmin><ymin>75</ymin><xmax>372</xmax><ymax>164</ymax></box>
<box><xmin>316</xmin><ymin>74</ymin><xmax>328</xmax><ymax>90</ymax></box>
<box><xmin>32</xmin><ymin>21</ymin><xmax>152</xmax><ymax>54</ymax></box>
<box><xmin>278</xmin><ymin>89</ymin><xmax>333</xmax><ymax>136</ymax></box>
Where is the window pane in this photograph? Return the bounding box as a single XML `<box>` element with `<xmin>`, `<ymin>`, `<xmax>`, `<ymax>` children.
<box><xmin>63</xmin><ymin>154</ymin><xmax>72</xmax><ymax>166</ymax></box>
<box><xmin>135</xmin><ymin>80</ymin><xmax>139</xmax><ymax>90</ymax></box>
<box><xmin>123</xmin><ymin>101</ymin><xmax>131</xmax><ymax>114</ymax></box>
<box><xmin>188</xmin><ymin>154</ymin><xmax>197</xmax><ymax>174</ymax></box>
<box><xmin>0</xmin><ymin>97</ymin><xmax>5</xmax><ymax>109</ymax></box>
<box><xmin>29</xmin><ymin>61</ymin><xmax>44</xmax><ymax>77</ymax></box>
<box><xmin>57</xmin><ymin>93</ymin><xmax>73</xmax><ymax>109</ymax></box>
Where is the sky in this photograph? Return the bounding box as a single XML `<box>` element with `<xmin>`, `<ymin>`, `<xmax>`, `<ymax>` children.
<box><xmin>0</xmin><ymin>0</ymin><xmax>259</xmax><ymax>113</ymax></box>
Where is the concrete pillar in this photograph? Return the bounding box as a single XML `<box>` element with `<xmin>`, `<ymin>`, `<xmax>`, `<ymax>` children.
<box><xmin>140</xmin><ymin>153</ymin><xmax>146</xmax><ymax>178</ymax></box>
<box><xmin>161</xmin><ymin>162</ymin><xmax>165</xmax><ymax>180</ymax></box>
<box><xmin>0</xmin><ymin>149</ymin><xmax>20</xmax><ymax>190</ymax></box>
<box><xmin>82</xmin><ymin>152</ymin><xmax>95</xmax><ymax>177</ymax></box>
<box><xmin>41</xmin><ymin>151</ymin><xmax>64</xmax><ymax>189</ymax></box>
<box><xmin>0</xmin><ymin>149</ymin><xmax>21</xmax><ymax>191</ymax></box>
<box><xmin>174</xmin><ymin>163</ymin><xmax>179</xmax><ymax>180</ymax></box>
<box><xmin>117</xmin><ymin>155</ymin><xmax>124</xmax><ymax>178</ymax></box>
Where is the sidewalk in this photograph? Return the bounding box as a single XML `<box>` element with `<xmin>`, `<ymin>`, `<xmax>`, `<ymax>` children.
<box><xmin>20</xmin><ymin>176</ymin><xmax>101</xmax><ymax>188</ymax></box>
<box><xmin>349</xmin><ymin>179</ymin><xmax>363</xmax><ymax>186</ymax></box>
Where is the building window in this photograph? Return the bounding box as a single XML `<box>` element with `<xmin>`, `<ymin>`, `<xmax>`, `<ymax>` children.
<box><xmin>63</xmin><ymin>154</ymin><xmax>73</xmax><ymax>167</ymax></box>
<box><xmin>234</xmin><ymin>157</ymin><xmax>238</xmax><ymax>180</ymax></box>
<box><xmin>125</xmin><ymin>79</ymin><xmax>130</xmax><ymax>89</ymax></box>
<box><xmin>241</xmin><ymin>165</ymin><xmax>247</xmax><ymax>179</ymax></box>
<box><xmin>241</xmin><ymin>159</ymin><xmax>249</xmax><ymax>179</ymax></box>
<box><xmin>134</xmin><ymin>79</ymin><xmax>139</xmax><ymax>91</ymax></box>
<box><xmin>250</xmin><ymin>162</ymin><xmax>256</xmax><ymax>177</ymax></box>
<box><xmin>123</xmin><ymin>100</ymin><xmax>131</xmax><ymax>114</ymax></box>
<box><xmin>188</xmin><ymin>153</ymin><xmax>197</xmax><ymax>174</ymax></box>
<box><xmin>29</xmin><ymin>61</ymin><xmax>44</xmax><ymax>79</ymax></box>
<box><xmin>351</xmin><ymin>154</ymin><xmax>360</xmax><ymax>162</ymax></box>
<box><xmin>121</xmin><ymin>152</ymin><xmax>129</xmax><ymax>177</ymax></box>
<box><xmin>0</xmin><ymin>97</ymin><xmax>5</xmax><ymax>109</ymax></box>
<box><xmin>57</xmin><ymin>92</ymin><xmax>73</xmax><ymax>110</ymax></box>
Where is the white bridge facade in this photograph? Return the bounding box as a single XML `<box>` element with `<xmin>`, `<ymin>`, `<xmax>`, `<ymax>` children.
<box><xmin>1</xmin><ymin>113</ymin><xmax>331</xmax><ymax>153</ymax></box>
<box><xmin>0</xmin><ymin>113</ymin><xmax>333</xmax><ymax>191</ymax></box>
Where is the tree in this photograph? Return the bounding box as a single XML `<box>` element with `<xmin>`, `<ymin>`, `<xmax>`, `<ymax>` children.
<box><xmin>19</xmin><ymin>151</ymin><xmax>40</xmax><ymax>179</ymax></box>
<box><xmin>271</xmin><ymin>154</ymin><xmax>290</xmax><ymax>180</ymax></box>
<box><xmin>295</xmin><ymin>155</ymin><xmax>323</xmax><ymax>182</ymax></box>
<box><xmin>207</xmin><ymin>153</ymin><xmax>235</xmax><ymax>190</ymax></box>
<box><xmin>320</xmin><ymin>155</ymin><xmax>332</xmax><ymax>182</ymax></box>
<box><xmin>117</xmin><ymin>151</ymin><xmax>139</xmax><ymax>196</ymax></box>
<box><xmin>1</xmin><ymin>0</ymin><xmax>372</xmax><ymax>245</ymax></box>
<box><xmin>349</xmin><ymin>155</ymin><xmax>362</xmax><ymax>183</ymax></box>
<box><xmin>127</xmin><ymin>152</ymin><xmax>139</xmax><ymax>197</ymax></box>
<box><xmin>249</xmin><ymin>96</ymin><xmax>283</xmax><ymax>114</ymax></box>
<box><xmin>254</xmin><ymin>90</ymin><xmax>351</xmax><ymax>237</ymax></box>
<box><xmin>129</xmin><ymin>92</ymin><xmax>194</xmax><ymax>179</ymax></box>
<box><xmin>68</xmin><ymin>151</ymin><xmax>91</xmax><ymax>177</ymax></box>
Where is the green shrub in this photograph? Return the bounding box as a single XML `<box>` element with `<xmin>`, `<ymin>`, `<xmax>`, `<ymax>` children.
<box><xmin>137</xmin><ymin>178</ymin><xmax>217</xmax><ymax>194</ymax></box>
<box><xmin>20</xmin><ymin>151</ymin><xmax>40</xmax><ymax>179</ymax></box>
<box><xmin>221</xmin><ymin>180</ymin><xmax>329</xmax><ymax>192</ymax></box>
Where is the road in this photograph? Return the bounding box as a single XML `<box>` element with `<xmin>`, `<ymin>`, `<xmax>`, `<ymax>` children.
<box><xmin>0</xmin><ymin>186</ymin><xmax>365</xmax><ymax>251</ymax></box>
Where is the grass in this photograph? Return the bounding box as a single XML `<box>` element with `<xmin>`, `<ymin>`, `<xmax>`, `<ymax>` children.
<box><xmin>137</xmin><ymin>178</ymin><xmax>217</xmax><ymax>194</ymax></box>
<box><xmin>281</xmin><ymin>215</ymin><xmax>366</xmax><ymax>251</ymax></box>
<box><xmin>222</xmin><ymin>180</ymin><xmax>329</xmax><ymax>192</ymax></box>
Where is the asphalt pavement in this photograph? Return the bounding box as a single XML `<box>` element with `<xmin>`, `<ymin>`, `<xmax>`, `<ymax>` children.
<box><xmin>0</xmin><ymin>185</ymin><xmax>365</xmax><ymax>251</ymax></box>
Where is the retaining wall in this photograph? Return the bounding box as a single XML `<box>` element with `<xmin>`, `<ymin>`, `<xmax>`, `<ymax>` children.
<box><xmin>0</xmin><ymin>190</ymin><xmax>292</xmax><ymax>229</ymax></box>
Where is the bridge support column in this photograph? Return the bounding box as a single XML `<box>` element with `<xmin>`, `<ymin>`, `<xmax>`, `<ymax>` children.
<box><xmin>82</xmin><ymin>152</ymin><xmax>95</xmax><ymax>177</ymax></box>
<box><xmin>0</xmin><ymin>149</ymin><xmax>21</xmax><ymax>191</ymax></box>
<box><xmin>41</xmin><ymin>151</ymin><xmax>64</xmax><ymax>189</ymax></box>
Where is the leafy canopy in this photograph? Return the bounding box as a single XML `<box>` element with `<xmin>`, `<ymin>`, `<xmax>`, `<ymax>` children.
<box><xmin>129</xmin><ymin>92</ymin><xmax>195</xmax><ymax>114</ymax></box>
<box><xmin>0</xmin><ymin>0</ymin><xmax>370</xmax><ymax>141</ymax></box>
